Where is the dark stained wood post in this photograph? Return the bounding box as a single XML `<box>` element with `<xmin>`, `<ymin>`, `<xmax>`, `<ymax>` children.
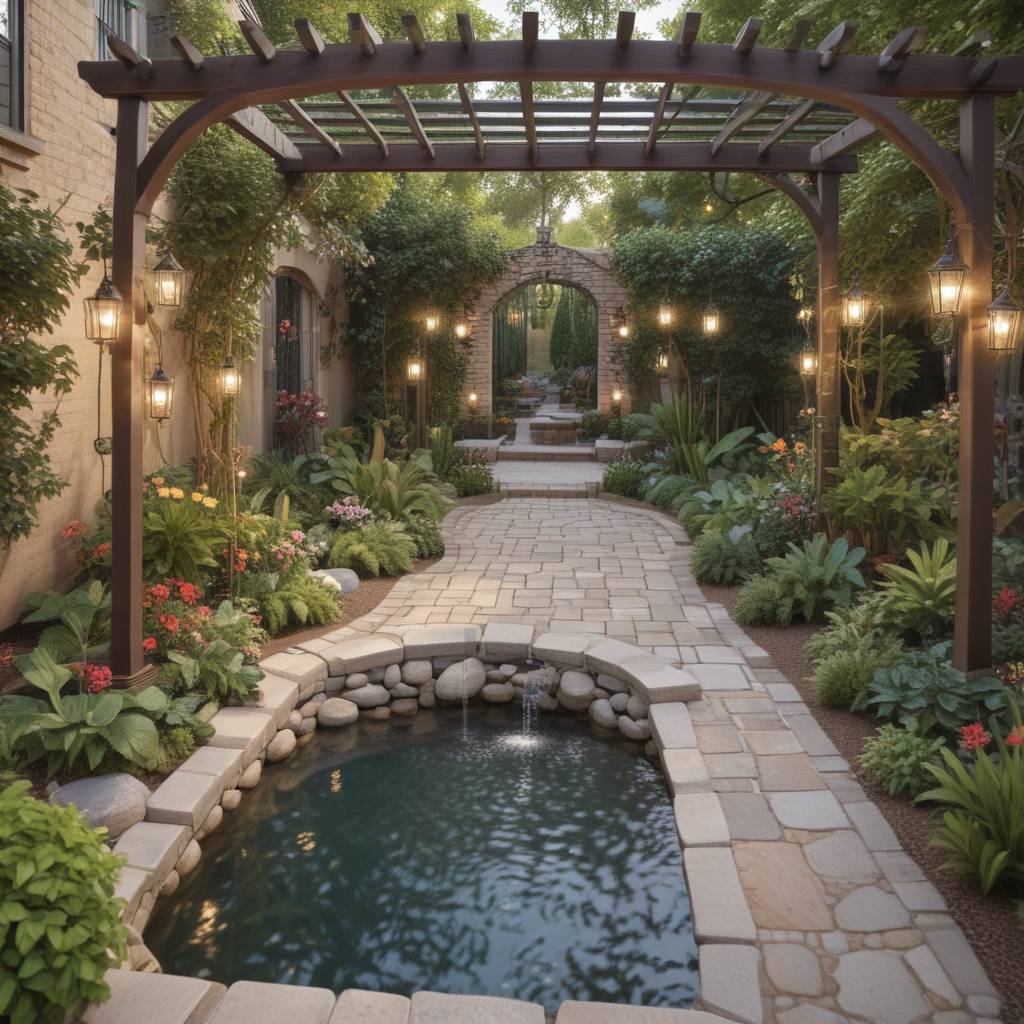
<box><xmin>814</xmin><ymin>172</ymin><xmax>841</xmax><ymax>520</ymax></box>
<box><xmin>110</xmin><ymin>97</ymin><xmax>153</xmax><ymax>685</ymax></box>
<box><xmin>952</xmin><ymin>95</ymin><xmax>995</xmax><ymax>674</ymax></box>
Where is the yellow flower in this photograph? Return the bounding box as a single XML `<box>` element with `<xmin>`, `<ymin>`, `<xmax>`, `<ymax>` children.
<box><xmin>794</xmin><ymin>442</ymin><xmax>807</xmax><ymax>454</ymax></box>
<box><xmin>169</xmin><ymin>487</ymin><xmax>184</xmax><ymax>499</ymax></box>
<box><xmin>202</xmin><ymin>496</ymin><xmax>218</xmax><ymax>509</ymax></box>
<box><xmin>191</xmin><ymin>491</ymin><xmax>203</xmax><ymax>502</ymax></box>
<box><xmin>200</xmin><ymin>482</ymin><xmax>209</xmax><ymax>493</ymax></box>
<box><xmin>157</xmin><ymin>487</ymin><xmax>171</xmax><ymax>498</ymax></box>
<box><xmin>151</xmin><ymin>476</ymin><xmax>165</xmax><ymax>486</ymax></box>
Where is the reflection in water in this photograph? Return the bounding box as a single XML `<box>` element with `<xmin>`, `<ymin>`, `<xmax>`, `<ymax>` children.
<box><xmin>145</xmin><ymin>709</ymin><xmax>698</xmax><ymax>1011</ymax></box>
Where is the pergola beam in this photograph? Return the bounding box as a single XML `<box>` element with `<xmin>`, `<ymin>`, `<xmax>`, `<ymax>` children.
<box><xmin>817</xmin><ymin>21</ymin><xmax>857</xmax><ymax>69</ymax></box>
<box><xmin>878</xmin><ymin>26</ymin><xmax>926</xmax><ymax>73</ymax></box>
<box><xmin>168</xmin><ymin>33</ymin><xmax>203</xmax><ymax>71</ymax></box>
<box><xmin>520</xmin><ymin>82</ymin><xmax>538</xmax><ymax>164</ymax></box>
<box><xmin>392</xmin><ymin>86</ymin><xmax>435</xmax><ymax>157</ymax></box>
<box><xmin>588</xmin><ymin>82</ymin><xmax>605</xmax><ymax>157</ymax></box>
<box><xmin>295</xmin><ymin>18</ymin><xmax>325</xmax><ymax>56</ymax></box>
<box><xmin>337</xmin><ymin>90</ymin><xmax>388</xmax><ymax>155</ymax></box>
<box><xmin>811</xmin><ymin>117</ymin><xmax>878</xmax><ymax>164</ymax></box>
<box><xmin>644</xmin><ymin>83</ymin><xmax>673</xmax><ymax>158</ymax></box>
<box><xmin>678</xmin><ymin>10</ymin><xmax>701</xmax><ymax>55</ymax></box>
<box><xmin>283</xmin><ymin>140</ymin><xmax>857</xmax><ymax>173</ymax></box>
<box><xmin>456</xmin><ymin>13</ymin><xmax>474</xmax><ymax>51</ymax></box>
<box><xmin>348</xmin><ymin>13</ymin><xmax>382</xmax><ymax>56</ymax></box>
<box><xmin>522</xmin><ymin>11</ymin><xmax>539</xmax><ymax>51</ymax></box>
<box><xmin>784</xmin><ymin>19</ymin><xmax>814</xmax><ymax>52</ymax></box>
<box><xmin>225</xmin><ymin>106</ymin><xmax>303</xmax><ymax>162</ymax></box>
<box><xmin>280</xmin><ymin>98</ymin><xmax>342</xmax><ymax>156</ymax></box>
<box><xmin>458</xmin><ymin>83</ymin><xmax>486</xmax><ymax>160</ymax></box>
<box><xmin>711</xmin><ymin>90</ymin><xmax>772</xmax><ymax>155</ymax></box>
<box><xmin>758</xmin><ymin>98</ymin><xmax>815</xmax><ymax>155</ymax></box>
<box><xmin>402</xmin><ymin>14</ymin><xmax>427</xmax><ymax>54</ymax></box>
<box><xmin>616</xmin><ymin>10</ymin><xmax>636</xmax><ymax>48</ymax></box>
<box><xmin>239</xmin><ymin>20</ymin><xmax>275</xmax><ymax>63</ymax></box>
<box><xmin>733</xmin><ymin>17</ymin><xmax>763</xmax><ymax>55</ymax></box>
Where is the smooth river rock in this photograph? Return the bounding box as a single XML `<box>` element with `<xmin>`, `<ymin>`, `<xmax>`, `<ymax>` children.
<box><xmin>435</xmin><ymin>658</ymin><xmax>486</xmax><ymax>701</ymax></box>
<box><xmin>318</xmin><ymin>698</ymin><xmax>360</xmax><ymax>727</ymax></box>
<box><xmin>589</xmin><ymin>698</ymin><xmax>618</xmax><ymax>729</ymax></box>
<box><xmin>51</xmin><ymin>773</ymin><xmax>150</xmax><ymax>840</ymax></box>
<box><xmin>346</xmin><ymin>683</ymin><xmax>390</xmax><ymax>708</ymax></box>
<box><xmin>265</xmin><ymin>729</ymin><xmax>297</xmax><ymax>763</ymax></box>
<box><xmin>401</xmin><ymin>660</ymin><xmax>433</xmax><ymax>685</ymax></box>
<box><xmin>558</xmin><ymin>670</ymin><xmax>596</xmax><ymax>711</ymax></box>
<box><xmin>619</xmin><ymin>716</ymin><xmax>652</xmax><ymax>741</ymax></box>
<box><xmin>237</xmin><ymin>759</ymin><xmax>262</xmax><ymax>789</ymax></box>
<box><xmin>482</xmin><ymin>682</ymin><xmax>515</xmax><ymax>703</ymax></box>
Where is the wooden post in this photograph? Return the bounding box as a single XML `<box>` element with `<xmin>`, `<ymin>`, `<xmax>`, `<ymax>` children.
<box><xmin>814</xmin><ymin>172</ymin><xmax>841</xmax><ymax>522</ymax></box>
<box><xmin>110</xmin><ymin>97</ymin><xmax>154</xmax><ymax>686</ymax></box>
<box><xmin>952</xmin><ymin>95</ymin><xmax>995</xmax><ymax>674</ymax></box>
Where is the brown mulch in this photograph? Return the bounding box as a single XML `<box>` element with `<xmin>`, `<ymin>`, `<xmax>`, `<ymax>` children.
<box><xmin>700</xmin><ymin>581</ymin><xmax>1024</xmax><ymax>1024</ymax></box>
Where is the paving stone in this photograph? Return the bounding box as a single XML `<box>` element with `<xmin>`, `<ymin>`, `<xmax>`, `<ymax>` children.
<box><xmin>674</xmin><ymin>792</ymin><xmax>729</xmax><ymax>847</ymax></box>
<box><xmin>872</xmin><ymin>851</ymin><xmax>924</xmax><ymax>883</ymax></box>
<box><xmin>81</xmin><ymin>970</ymin><xmax>226</xmax><ymax>1024</ymax></box>
<box><xmin>718</xmin><ymin>792</ymin><xmax>782</xmax><ymax>841</ymax></box>
<box><xmin>904</xmin><ymin>944</ymin><xmax>962</xmax><ymax>1007</ymax></box>
<box><xmin>146</xmin><ymin>771</ymin><xmax>223</xmax><ymax>829</ymax></box>
<box><xmin>246</xmin><ymin>674</ymin><xmax>300</xmax><ymax>728</ymax></box>
<box><xmin>924</xmin><ymin>929</ymin><xmax>1000</xmax><ymax>1004</ymax></box>
<box><xmin>686</xmin><ymin>663</ymin><xmax>750</xmax><ymax>690</ymax></box>
<box><xmin>584</xmin><ymin>637</ymin><xmax>650</xmax><ymax>676</ymax></box>
<box><xmin>114</xmin><ymin>866</ymin><xmax>153</xmax><ymax>916</ymax></box>
<box><xmin>743</xmin><ymin>731</ymin><xmax>803</xmax><ymax>756</ymax></box>
<box><xmin>844</xmin><ymin>801</ymin><xmax>902</xmax><ymax>851</ymax></box>
<box><xmin>699</xmin><ymin>944</ymin><xmax>762</xmax><ymax>1024</ymax></box>
<box><xmin>784</xmin><ymin>715</ymin><xmax>840</xmax><ymax>757</ymax></box>
<box><xmin>649</xmin><ymin>702</ymin><xmax>697</xmax><ymax>749</ymax></box>
<box><xmin>661</xmin><ymin>748</ymin><xmax>712</xmax><ymax>794</ymax></box>
<box><xmin>329</xmin><ymin>989</ymin><xmax>411</xmax><ymax>1024</ymax></box>
<box><xmin>763</xmin><ymin>943</ymin><xmax>824</xmax><ymax>997</ymax></box>
<box><xmin>756</xmin><ymin>753</ymin><xmax>825</xmax><ymax>791</ymax></box>
<box><xmin>704</xmin><ymin>752</ymin><xmax>757</xmax><ymax>779</ymax></box>
<box><xmin>767</xmin><ymin>791</ymin><xmax>849</xmax><ymax>830</ymax></box>
<box><xmin>258</xmin><ymin>651</ymin><xmax>328</xmax><ymax>688</ymax></box>
<box><xmin>208</xmin><ymin>981</ymin><xmax>335</xmax><ymax>1024</ymax></box>
<box><xmin>616</xmin><ymin>654</ymin><xmax>701</xmax><ymax>703</ymax></box>
<box><xmin>892</xmin><ymin>880</ymin><xmax>946</xmax><ymax>911</ymax></box>
<box><xmin>409</xmin><ymin>991</ymin><xmax>544</xmax><ymax>1024</ymax></box>
<box><xmin>834</xmin><ymin>886</ymin><xmax>911</xmax><ymax>931</ymax></box>
<box><xmin>683</xmin><ymin>846</ymin><xmax>757</xmax><ymax>943</ymax></box>
<box><xmin>207</xmin><ymin>708</ymin><xmax>277</xmax><ymax>762</ymax></box>
<box><xmin>401</xmin><ymin>625</ymin><xmax>481</xmax><ymax>660</ymax></box>
<box><xmin>803</xmin><ymin>831</ymin><xmax>879</xmax><ymax>883</ymax></box>
<box><xmin>481</xmin><ymin>622</ymin><xmax>535</xmax><ymax>660</ymax></box>
<box><xmin>113</xmin><ymin>821</ymin><xmax>190</xmax><ymax>876</ymax></box>
<box><xmin>834</xmin><ymin>950</ymin><xmax>930</xmax><ymax>1024</ymax></box>
<box><xmin>532</xmin><ymin>631</ymin><xmax>593</xmax><ymax>666</ymax></box>
<box><xmin>556</xmin><ymin>1004</ymin><xmax>730</xmax><ymax>1023</ymax></box>
<box><xmin>322</xmin><ymin>636</ymin><xmax>404</xmax><ymax>674</ymax></box>
<box><xmin>694</xmin><ymin>725</ymin><xmax>743</xmax><ymax>753</ymax></box>
<box><xmin>776</xmin><ymin>1007</ymin><xmax>849</xmax><ymax>1024</ymax></box>
<box><xmin>734</xmin><ymin>841</ymin><xmax>832</xmax><ymax>931</ymax></box>
<box><xmin>177</xmin><ymin>746</ymin><xmax>245</xmax><ymax>792</ymax></box>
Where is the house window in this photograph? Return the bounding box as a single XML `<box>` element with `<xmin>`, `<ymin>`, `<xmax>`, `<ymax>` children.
<box><xmin>96</xmin><ymin>0</ymin><xmax>144</xmax><ymax>60</ymax></box>
<box><xmin>0</xmin><ymin>0</ymin><xmax>24</xmax><ymax>131</ymax></box>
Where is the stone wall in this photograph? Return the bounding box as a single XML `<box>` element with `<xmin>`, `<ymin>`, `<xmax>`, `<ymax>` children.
<box><xmin>466</xmin><ymin>240</ymin><xmax>629</xmax><ymax>416</ymax></box>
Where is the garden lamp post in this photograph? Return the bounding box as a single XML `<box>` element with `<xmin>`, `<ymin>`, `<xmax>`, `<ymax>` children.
<box><xmin>83</xmin><ymin>276</ymin><xmax>123</xmax><ymax>343</ymax></box>
<box><xmin>988</xmin><ymin>287</ymin><xmax>1022</xmax><ymax>352</ymax></box>
<box><xmin>146</xmin><ymin>365</ymin><xmax>174</xmax><ymax>420</ymax></box>
<box><xmin>656</xmin><ymin>350</ymin><xmax>669</xmax><ymax>375</ymax></box>
<box><xmin>799</xmin><ymin>342</ymin><xmax>818</xmax><ymax>378</ymax></box>
<box><xmin>424</xmin><ymin>312</ymin><xmax>439</xmax><ymax>333</ymax></box>
<box><xmin>927</xmin><ymin>230</ymin><xmax>968</xmax><ymax>317</ymax></box>
<box><xmin>407</xmin><ymin>356</ymin><xmax>426</xmax><ymax>448</ymax></box>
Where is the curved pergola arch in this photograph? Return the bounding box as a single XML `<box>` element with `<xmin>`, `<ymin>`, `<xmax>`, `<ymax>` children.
<box><xmin>79</xmin><ymin>12</ymin><xmax>1022</xmax><ymax>682</ymax></box>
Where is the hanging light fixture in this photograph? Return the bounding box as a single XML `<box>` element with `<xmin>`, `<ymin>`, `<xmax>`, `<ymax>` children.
<box><xmin>656</xmin><ymin>350</ymin><xmax>669</xmax><ymax>375</ymax></box>
<box><xmin>454</xmin><ymin>307</ymin><xmax>470</xmax><ymax>340</ymax></box>
<box><xmin>988</xmin><ymin>286</ymin><xmax>1022</xmax><ymax>351</ymax></box>
<box><xmin>841</xmin><ymin>269</ymin><xmax>868</xmax><ymax>327</ymax></box>
<box><xmin>703</xmin><ymin>197</ymin><xmax>714</xmax><ymax>214</ymax></box>
<box><xmin>83</xmin><ymin>276</ymin><xmax>123</xmax><ymax>343</ymax></box>
<box><xmin>611</xmin><ymin>386</ymin><xmax>623</xmax><ymax>405</ymax></box>
<box><xmin>657</xmin><ymin>302</ymin><xmax>675</xmax><ymax>329</ymax></box>
<box><xmin>146</xmin><ymin>365</ymin><xmax>175</xmax><ymax>420</ymax></box>
<box><xmin>424</xmin><ymin>312</ymin><xmax>439</xmax><ymax>333</ymax></box>
<box><xmin>153</xmin><ymin>251</ymin><xmax>185</xmax><ymax>308</ymax></box>
<box><xmin>611</xmin><ymin>307</ymin><xmax>631</xmax><ymax>339</ymax></box>
<box><xmin>467</xmin><ymin>391</ymin><xmax>478</xmax><ymax>412</ymax></box>
<box><xmin>701</xmin><ymin>303</ymin><xmax>721</xmax><ymax>336</ymax></box>
<box><xmin>407</xmin><ymin>356</ymin><xmax>424</xmax><ymax>382</ymax></box>
<box><xmin>798</xmin><ymin>342</ymin><xmax>818</xmax><ymax>378</ymax></box>
<box><xmin>927</xmin><ymin>230</ymin><xmax>968</xmax><ymax>317</ymax></box>
<box><xmin>219</xmin><ymin>355</ymin><xmax>241</xmax><ymax>398</ymax></box>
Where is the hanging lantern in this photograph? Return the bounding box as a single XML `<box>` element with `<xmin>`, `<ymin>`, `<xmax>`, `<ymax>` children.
<box><xmin>454</xmin><ymin>310</ymin><xmax>469</xmax><ymax>340</ymax></box>
<box><xmin>153</xmin><ymin>251</ymin><xmax>185</xmax><ymax>308</ymax></box>
<box><xmin>701</xmin><ymin>304</ymin><xmax>721</xmax><ymax>336</ymax></box>
<box><xmin>798</xmin><ymin>342</ymin><xmax>818</xmax><ymax>378</ymax></box>
<box><xmin>842</xmin><ymin>269</ymin><xmax>868</xmax><ymax>327</ymax></box>
<box><xmin>656</xmin><ymin>350</ymin><xmax>669</xmax><ymax>375</ymax></box>
<box><xmin>703</xmin><ymin>197</ymin><xmax>713</xmax><ymax>214</ymax></box>
<box><xmin>535</xmin><ymin>280</ymin><xmax>556</xmax><ymax>310</ymax></box>
<box><xmin>988</xmin><ymin>287</ymin><xmax>1022</xmax><ymax>351</ymax></box>
<box><xmin>611</xmin><ymin>387</ymin><xmax>623</xmax><ymax>405</ymax></box>
<box><xmin>657</xmin><ymin>303</ymin><xmax>675</xmax><ymax>329</ymax></box>
<box><xmin>407</xmin><ymin>356</ymin><xmax>424</xmax><ymax>382</ymax></box>
<box><xmin>219</xmin><ymin>355</ymin><xmax>241</xmax><ymax>398</ymax></box>
<box><xmin>611</xmin><ymin>307</ymin><xmax>630</xmax><ymax>339</ymax></box>
<box><xmin>424</xmin><ymin>312</ymin><xmax>439</xmax><ymax>333</ymax></box>
<box><xmin>146</xmin><ymin>365</ymin><xmax>175</xmax><ymax>420</ymax></box>
<box><xmin>83</xmin><ymin>276</ymin><xmax>123</xmax><ymax>343</ymax></box>
<box><xmin>467</xmin><ymin>391</ymin><xmax>478</xmax><ymax>411</ymax></box>
<box><xmin>927</xmin><ymin>231</ymin><xmax>968</xmax><ymax>317</ymax></box>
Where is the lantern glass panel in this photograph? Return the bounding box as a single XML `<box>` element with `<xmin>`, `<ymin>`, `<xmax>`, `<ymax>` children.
<box><xmin>147</xmin><ymin>367</ymin><xmax>174</xmax><ymax>420</ymax></box>
<box><xmin>83</xmin><ymin>277</ymin><xmax>123</xmax><ymax>342</ymax></box>
<box><xmin>988</xmin><ymin>290</ymin><xmax>1021</xmax><ymax>352</ymax></box>
<box><xmin>220</xmin><ymin>357</ymin><xmax>241</xmax><ymax>397</ymax></box>
<box><xmin>702</xmin><ymin>307</ymin><xmax>720</xmax><ymax>335</ymax></box>
<box><xmin>153</xmin><ymin>253</ymin><xmax>185</xmax><ymax>308</ymax></box>
<box><xmin>657</xmin><ymin>304</ymin><xmax>674</xmax><ymax>328</ymax></box>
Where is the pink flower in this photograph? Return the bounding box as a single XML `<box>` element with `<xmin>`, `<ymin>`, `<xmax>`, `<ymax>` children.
<box><xmin>62</xmin><ymin>520</ymin><xmax>86</xmax><ymax>539</ymax></box>
<box><xmin>142</xmin><ymin>636</ymin><xmax>157</xmax><ymax>653</ymax></box>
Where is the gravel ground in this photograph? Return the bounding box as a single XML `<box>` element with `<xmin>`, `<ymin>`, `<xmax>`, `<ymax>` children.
<box><xmin>700</xmin><ymin>581</ymin><xmax>1024</xmax><ymax>1024</ymax></box>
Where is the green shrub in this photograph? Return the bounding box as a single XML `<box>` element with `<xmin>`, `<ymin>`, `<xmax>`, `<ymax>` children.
<box><xmin>643</xmin><ymin>473</ymin><xmax>696</xmax><ymax>511</ymax></box>
<box><xmin>993</xmin><ymin>620</ymin><xmax>1024</xmax><ymax>666</ymax></box>
<box><xmin>601</xmin><ymin>458</ymin><xmax>646</xmax><ymax>499</ymax></box>
<box><xmin>328</xmin><ymin>519</ymin><xmax>417</xmax><ymax>577</ymax></box>
<box><xmin>860</xmin><ymin>724</ymin><xmax>945</xmax><ymax>797</ymax></box>
<box><xmin>142</xmin><ymin>495</ymin><xmax>227</xmax><ymax>583</ymax></box>
<box><xmin>153</xmin><ymin>724</ymin><xmax>199</xmax><ymax>774</ymax></box>
<box><xmin>449</xmin><ymin>458</ymin><xmax>494</xmax><ymax>497</ymax></box>
<box><xmin>581</xmin><ymin>411</ymin><xmax>610</xmax><ymax>440</ymax></box>
<box><xmin>855</xmin><ymin>643</ymin><xmax>1009</xmax><ymax>739</ymax></box>
<box><xmin>735</xmin><ymin>574</ymin><xmax>789</xmax><ymax>626</ymax></box>
<box><xmin>815</xmin><ymin>646</ymin><xmax>896</xmax><ymax>710</ymax></box>
<box><xmin>692</xmin><ymin>527</ymin><xmax>761</xmax><ymax>585</ymax></box>
<box><xmin>252</xmin><ymin>574</ymin><xmax>341</xmax><ymax>636</ymax></box>
<box><xmin>429</xmin><ymin>424</ymin><xmax>456</xmax><ymax>480</ymax></box>
<box><xmin>762</xmin><ymin>534</ymin><xmax>866</xmax><ymax>623</ymax></box>
<box><xmin>806</xmin><ymin>592</ymin><xmax>893</xmax><ymax>664</ymax></box>
<box><xmin>404</xmin><ymin>514</ymin><xmax>445</xmax><ymax>559</ymax></box>
<box><xmin>877</xmin><ymin>538</ymin><xmax>956</xmax><ymax>643</ymax></box>
<box><xmin>0</xmin><ymin>780</ymin><xmax>128</xmax><ymax>1024</ymax></box>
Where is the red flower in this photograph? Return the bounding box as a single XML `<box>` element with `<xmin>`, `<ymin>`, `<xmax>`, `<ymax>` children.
<box><xmin>62</xmin><ymin>520</ymin><xmax>86</xmax><ymax>539</ymax></box>
<box><xmin>993</xmin><ymin>587</ymin><xmax>1022</xmax><ymax>621</ymax></box>
<box><xmin>158</xmin><ymin>613</ymin><xmax>181</xmax><ymax>634</ymax></box>
<box><xmin>178</xmin><ymin>581</ymin><xmax>201</xmax><ymax>605</ymax></box>
<box><xmin>142</xmin><ymin>636</ymin><xmax>157</xmax><ymax>653</ymax></box>
<box><xmin>959</xmin><ymin>722</ymin><xmax>991</xmax><ymax>751</ymax></box>
<box><xmin>1006</xmin><ymin>726</ymin><xmax>1024</xmax><ymax>747</ymax></box>
<box><xmin>149</xmin><ymin>584</ymin><xmax>170</xmax><ymax>603</ymax></box>
<box><xmin>197</xmin><ymin>604</ymin><xmax>212</xmax><ymax>618</ymax></box>
<box><xmin>87</xmin><ymin>665</ymin><xmax>113</xmax><ymax>694</ymax></box>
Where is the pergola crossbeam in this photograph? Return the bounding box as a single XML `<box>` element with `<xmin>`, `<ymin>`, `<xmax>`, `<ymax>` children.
<box><xmin>711</xmin><ymin>90</ymin><xmax>773</xmax><ymax>155</ymax></box>
<box><xmin>522</xmin><ymin>11</ymin><xmax>539</xmax><ymax>51</ymax></box>
<box><xmin>644</xmin><ymin>83</ymin><xmax>673</xmax><ymax>158</ymax></box>
<box><xmin>811</xmin><ymin>117</ymin><xmax>878</xmax><ymax>164</ymax></box>
<box><xmin>733</xmin><ymin>18</ymin><xmax>763</xmax><ymax>55</ymax></box>
<box><xmin>878</xmin><ymin>26</ymin><xmax>926</xmax><ymax>74</ymax></box>
<box><xmin>348</xmin><ymin>13</ymin><xmax>382</xmax><ymax>56</ymax></box>
<box><xmin>168</xmin><ymin>33</ymin><xmax>203</xmax><ymax>71</ymax></box>
<box><xmin>817</xmin><ymin>21</ymin><xmax>857</xmax><ymax>69</ymax></box>
<box><xmin>295</xmin><ymin>18</ymin><xmax>325</xmax><ymax>56</ymax></box>
<box><xmin>280</xmin><ymin>98</ymin><xmax>341</xmax><ymax>156</ymax></box>
<box><xmin>588</xmin><ymin>82</ymin><xmax>605</xmax><ymax>157</ymax></box>
<box><xmin>239</xmin><ymin>19</ymin><xmax>275</xmax><ymax>63</ymax></box>
<box><xmin>338</xmin><ymin>90</ymin><xmax>388</xmax><ymax>155</ymax></box>
<box><xmin>106</xmin><ymin>34</ymin><xmax>152</xmax><ymax>76</ymax></box>
<box><xmin>784</xmin><ymin>19</ymin><xmax>814</xmax><ymax>52</ymax></box>
<box><xmin>226</xmin><ymin>106</ymin><xmax>303</xmax><ymax>162</ymax></box>
<box><xmin>458</xmin><ymin>83</ymin><xmax>486</xmax><ymax>160</ymax></box>
<box><xmin>521</xmin><ymin>81</ymin><xmax>539</xmax><ymax>163</ymax></box>
<box><xmin>616</xmin><ymin>11</ymin><xmax>636</xmax><ymax>48</ymax></box>
<box><xmin>392</xmin><ymin>86</ymin><xmax>435</xmax><ymax>157</ymax></box>
<box><xmin>678</xmin><ymin>9</ymin><xmax>701</xmax><ymax>55</ymax></box>
<box><xmin>757</xmin><ymin>98</ymin><xmax>815</xmax><ymax>155</ymax></box>
<box><xmin>402</xmin><ymin>14</ymin><xmax>427</xmax><ymax>54</ymax></box>
<box><xmin>457</xmin><ymin>13</ymin><xmax>475</xmax><ymax>51</ymax></box>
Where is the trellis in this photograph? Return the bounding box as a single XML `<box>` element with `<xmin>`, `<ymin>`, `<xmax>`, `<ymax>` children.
<box><xmin>78</xmin><ymin>11</ymin><xmax>1024</xmax><ymax>684</ymax></box>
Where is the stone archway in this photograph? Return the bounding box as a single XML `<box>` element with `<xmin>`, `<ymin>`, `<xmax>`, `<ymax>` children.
<box><xmin>466</xmin><ymin>231</ymin><xmax>628</xmax><ymax>415</ymax></box>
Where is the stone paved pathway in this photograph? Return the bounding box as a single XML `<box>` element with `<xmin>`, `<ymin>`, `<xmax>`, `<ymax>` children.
<box><xmin>336</xmin><ymin>498</ymin><xmax>1002</xmax><ymax>1024</ymax></box>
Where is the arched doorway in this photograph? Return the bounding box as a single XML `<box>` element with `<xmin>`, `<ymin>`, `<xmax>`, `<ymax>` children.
<box><xmin>491</xmin><ymin>280</ymin><xmax>599</xmax><ymax>418</ymax></box>
<box><xmin>468</xmin><ymin>233</ymin><xmax>628</xmax><ymax>416</ymax></box>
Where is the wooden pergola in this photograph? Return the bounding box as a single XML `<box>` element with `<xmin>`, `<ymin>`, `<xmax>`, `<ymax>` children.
<box><xmin>77</xmin><ymin>11</ymin><xmax>1024</xmax><ymax>686</ymax></box>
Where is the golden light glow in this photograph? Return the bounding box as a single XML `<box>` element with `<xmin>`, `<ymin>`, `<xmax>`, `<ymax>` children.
<box><xmin>83</xmin><ymin>276</ymin><xmax>123</xmax><ymax>343</ymax></box>
<box><xmin>454</xmin><ymin>319</ymin><xmax>469</xmax><ymax>339</ymax></box>
<box><xmin>927</xmin><ymin>231</ymin><xmax>968</xmax><ymax>317</ymax></box>
<box><xmin>219</xmin><ymin>356</ymin><xmax>241</xmax><ymax>398</ymax></box>
<box><xmin>988</xmin><ymin>287</ymin><xmax>1022</xmax><ymax>352</ymax></box>
<box><xmin>153</xmin><ymin>251</ymin><xmax>185</xmax><ymax>307</ymax></box>
<box><xmin>799</xmin><ymin>347</ymin><xmax>818</xmax><ymax>377</ymax></box>
<box><xmin>407</xmin><ymin>357</ymin><xmax>424</xmax><ymax>382</ymax></box>
<box><xmin>611</xmin><ymin>388</ymin><xmax>623</xmax><ymax>404</ymax></box>
<box><xmin>657</xmin><ymin>304</ymin><xmax>674</xmax><ymax>328</ymax></box>
<box><xmin>468</xmin><ymin>391</ymin><xmax>478</xmax><ymax>407</ymax></box>
<box><xmin>147</xmin><ymin>366</ymin><xmax>174</xmax><ymax>421</ymax></box>
<box><xmin>424</xmin><ymin>313</ymin><xmax>439</xmax><ymax>333</ymax></box>
<box><xmin>656</xmin><ymin>351</ymin><xmax>669</xmax><ymax>374</ymax></box>
<box><xmin>702</xmin><ymin>307</ymin><xmax>720</xmax><ymax>335</ymax></box>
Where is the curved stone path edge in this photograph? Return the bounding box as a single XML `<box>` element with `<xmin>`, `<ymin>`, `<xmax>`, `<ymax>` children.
<box><xmin>87</xmin><ymin>499</ymin><xmax>1002</xmax><ymax>1024</ymax></box>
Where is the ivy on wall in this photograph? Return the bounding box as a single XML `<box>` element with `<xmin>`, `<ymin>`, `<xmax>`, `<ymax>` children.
<box><xmin>550</xmin><ymin>285</ymin><xmax>597</xmax><ymax>372</ymax></box>
<box><xmin>493</xmin><ymin>292</ymin><xmax>528</xmax><ymax>389</ymax></box>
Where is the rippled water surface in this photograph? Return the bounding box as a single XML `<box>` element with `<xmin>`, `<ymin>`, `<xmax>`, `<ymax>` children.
<box><xmin>146</xmin><ymin>708</ymin><xmax>697</xmax><ymax>1010</ymax></box>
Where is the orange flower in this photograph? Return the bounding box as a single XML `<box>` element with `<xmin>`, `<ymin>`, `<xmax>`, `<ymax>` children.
<box><xmin>794</xmin><ymin>441</ymin><xmax>807</xmax><ymax>454</ymax></box>
<box><xmin>772</xmin><ymin>438</ymin><xmax>788</xmax><ymax>453</ymax></box>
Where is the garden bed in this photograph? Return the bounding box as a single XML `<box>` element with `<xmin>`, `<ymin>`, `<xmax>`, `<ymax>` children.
<box><xmin>700</xmin><ymin>580</ymin><xmax>1024</xmax><ymax>1024</ymax></box>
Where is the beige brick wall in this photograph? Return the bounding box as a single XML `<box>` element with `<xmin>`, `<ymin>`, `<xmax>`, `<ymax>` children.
<box><xmin>0</xmin><ymin>0</ymin><xmax>354</xmax><ymax>628</ymax></box>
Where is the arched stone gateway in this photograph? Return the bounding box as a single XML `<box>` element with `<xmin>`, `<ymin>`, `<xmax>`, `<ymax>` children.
<box><xmin>466</xmin><ymin>231</ymin><xmax>629</xmax><ymax>415</ymax></box>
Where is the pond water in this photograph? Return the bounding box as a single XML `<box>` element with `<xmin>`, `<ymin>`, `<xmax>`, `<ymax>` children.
<box><xmin>145</xmin><ymin>707</ymin><xmax>698</xmax><ymax>1011</ymax></box>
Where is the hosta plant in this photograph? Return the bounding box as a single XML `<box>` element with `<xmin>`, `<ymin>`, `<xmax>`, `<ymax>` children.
<box><xmin>0</xmin><ymin>780</ymin><xmax>128</xmax><ymax>1024</ymax></box>
<box><xmin>877</xmin><ymin>538</ymin><xmax>956</xmax><ymax>643</ymax></box>
<box><xmin>763</xmin><ymin>534</ymin><xmax>865</xmax><ymax>623</ymax></box>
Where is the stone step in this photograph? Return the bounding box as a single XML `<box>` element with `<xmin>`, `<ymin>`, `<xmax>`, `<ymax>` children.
<box><xmin>497</xmin><ymin>445</ymin><xmax>597</xmax><ymax>461</ymax></box>
<box><xmin>497</xmin><ymin>483</ymin><xmax>599</xmax><ymax>498</ymax></box>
